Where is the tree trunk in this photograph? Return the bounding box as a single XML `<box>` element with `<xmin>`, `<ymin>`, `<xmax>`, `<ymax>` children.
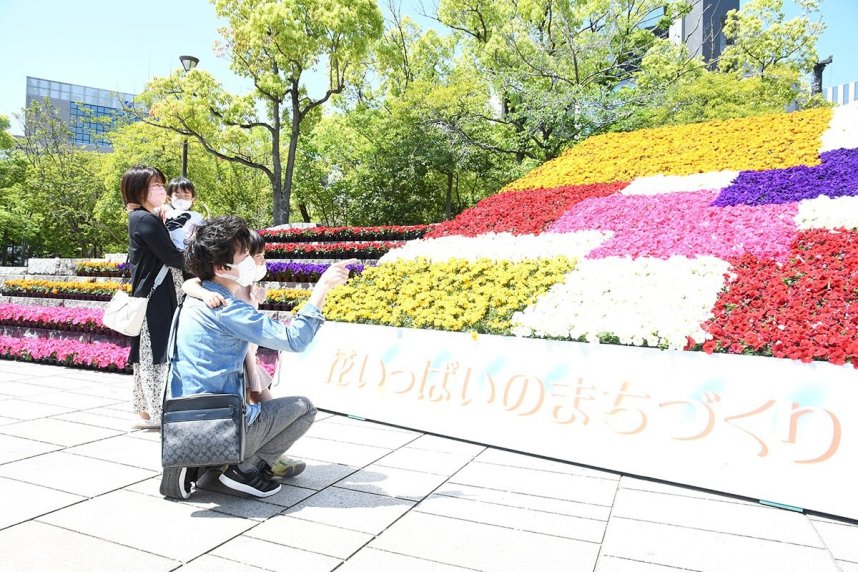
<box><xmin>445</xmin><ymin>171</ymin><xmax>454</xmax><ymax>221</ymax></box>
<box><xmin>298</xmin><ymin>202</ymin><xmax>311</xmax><ymax>223</ymax></box>
<box><xmin>272</xmin><ymin>100</ymin><xmax>286</xmax><ymax>225</ymax></box>
<box><xmin>280</xmin><ymin>85</ymin><xmax>302</xmax><ymax>226</ymax></box>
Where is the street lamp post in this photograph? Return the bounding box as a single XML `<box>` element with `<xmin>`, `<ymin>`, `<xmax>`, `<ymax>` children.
<box><xmin>178</xmin><ymin>55</ymin><xmax>199</xmax><ymax>178</ymax></box>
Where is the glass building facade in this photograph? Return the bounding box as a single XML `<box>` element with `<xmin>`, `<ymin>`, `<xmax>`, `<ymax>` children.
<box><xmin>25</xmin><ymin>76</ymin><xmax>138</xmax><ymax>148</ymax></box>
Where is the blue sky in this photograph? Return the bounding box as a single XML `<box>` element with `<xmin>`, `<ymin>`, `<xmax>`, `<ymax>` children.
<box><xmin>0</xmin><ymin>0</ymin><xmax>855</xmax><ymax>135</ymax></box>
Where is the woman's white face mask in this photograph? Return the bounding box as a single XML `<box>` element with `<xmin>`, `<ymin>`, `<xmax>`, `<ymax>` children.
<box><xmin>217</xmin><ymin>255</ymin><xmax>256</xmax><ymax>287</ymax></box>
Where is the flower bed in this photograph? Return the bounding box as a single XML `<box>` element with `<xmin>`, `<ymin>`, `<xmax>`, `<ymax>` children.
<box><xmin>0</xmin><ymin>279</ymin><xmax>128</xmax><ymax>300</ymax></box>
<box><xmin>260</xmin><ymin>225</ymin><xmax>432</xmax><ymax>243</ymax></box>
<box><xmin>504</xmin><ymin>108</ymin><xmax>831</xmax><ymax>191</ymax></box>
<box><xmin>0</xmin><ymin>304</ymin><xmax>115</xmax><ymax>335</ymax></box>
<box><xmin>321</xmin><ymin>106</ymin><xmax>858</xmax><ymax>368</ymax></box>
<box><xmin>713</xmin><ymin>148</ymin><xmax>858</xmax><ymax>207</ymax></box>
<box><xmin>426</xmin><ymin>183</ymin><xmax>626</xmax><ymax>238</ymax></box>
<box><xmin>264</xmin><ymin>241</ymin><xmax>403</xmax><ymax>259</ymax></box>
<box><xmin>265</xmin><ymin>262</ymin><xmax>365</xmax><ymax>283</ymax></box>
<box><xmin>75</xmin><ymin>260</ymin><xmax>129</xmax><ymax>277</ymax></box>
<box><xmin>259</xmin><ymin>288</ymin><xmax>311</xmax><ymax>311</ymax></box>
<box><xmin>0</xmin><ymin>335</ymin><xmax>131</xmax><ymax>372</ymax></box>
<box><xmin>700</xmin><ymin>228</ymin><xmax>858</xmax><ymax>365</ymax></box>
<box><xmin>326</xmin><ymin>257</ymin><xmax>575</xmax><ymax>334</ymax></box>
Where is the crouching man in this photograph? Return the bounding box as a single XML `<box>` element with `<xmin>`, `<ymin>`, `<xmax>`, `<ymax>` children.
<box><xmin>161</xmin><ymin>215</ymin><xmax>354</xmax><ymax>498</ymax></box>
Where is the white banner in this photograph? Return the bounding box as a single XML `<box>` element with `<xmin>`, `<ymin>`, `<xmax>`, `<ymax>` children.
<box><xmin>276</xmin><ymin>322</ymin><xmax>857</xmax><ymax>519</ymax></box>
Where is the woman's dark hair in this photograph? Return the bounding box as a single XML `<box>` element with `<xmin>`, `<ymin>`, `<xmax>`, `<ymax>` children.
<box><xmin>120</xmin><ymin>166</ymin><xmax>165</xmax><ymax>206</ymax></box>
<box><xmin>167</xmin><ymin>177</ymin><xmax>196</xmax><ymax>198</ymax></box>
<box><xmin>248</xmin><ymin>230</ymin><xmax>265</xmax><ymax>257</ymax></box>
<box><xmin>185</xmin><ymin>215</ymin><xmax>251</xmax><ymax>280</ymax></box>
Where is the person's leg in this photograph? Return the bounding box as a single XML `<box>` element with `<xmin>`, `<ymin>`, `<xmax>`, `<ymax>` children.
<box><xmin>244</xmin><ymin>396</ymin><xmax>316</xmax><ymax>467</ymax></box>
<box><xmin>138</xmin><ymin>317</ymin><xmax>167</xmax><ymax>425</ymax></box>
<box><xmin>218</xmin><ymin>396</ymin><xmax>315</xmax><ymax>497</ymax></box>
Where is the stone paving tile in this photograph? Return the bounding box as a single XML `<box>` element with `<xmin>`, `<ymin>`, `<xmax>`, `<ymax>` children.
<box><xmin>126</xmin><ymin>476</ymin><xmax>287</xmax><ymax>521</ymax></box>
<box><xmin>811</xmin><ymin>519</ymin><xmax>858</xmax><ymax>564</ymax></box>
<box><xmin>374</xmin><ymin>446</ymin><xmax>475</xmax><ymax>476</ymax></box>
<box><xmin>308</xmin><ymin>418</ymin><xmax>421</xmax><ymax>449</ymax></box>
<box><xmin>22</xmin><ymin>375</ymin><xmax>105</xmax><ymax>391</ymax></box>
<box><xmin>601</xmin><ymin>517</ymin><xmax>839</xmax><ymax>572</ymax></box>
<box><xmin>620</xmin><ymin>476</ymin><xmax>757</xmax><ymax>506</ymax></box>
<box><xmin>416</xmin><ymin>492</ymin><xmax>606</xmax><ymax>543</ymax></box>
<box><xmin>285</xmin><ymin>486</ymin><xmax>415</xmax><ymax>534</ymax></box>
<box><xmin>612</xmin><ymin>487</ymin><xmax>824</xmax><ymax>547</ymax></box>
<box><xmin>594</xmin><ymin>556</ymin><xmax>698</xmax><ymax>571</ymax></box>
<box><xmin>0</xmin><ymin>432</ymin><xmax>60</xmax><ymax>464</ymax></box>
<box><xmin>370</xmin><ymin>511</ymin><xmax>601</xmax><ymax>571</ymax></box>
<box><xmin>283</xmin><ymin>459</ymin><xmax>360</xmax><ymax>491</ymax></box>
<box><xmin>193</xmin><ymin>469</ymin><xmax>317</xmax><ymax>509</ymax></box>
<box><xmin>0</xmin><ymin>415</ymin><xmax>20</xmax><ymax>426</ymax></box>
<box><xmin>407</xmin><ymin>434</ymin><xmax>486</xmax><ymax>456</ymax></box>
<box><xmin>0</xmin><ymin>450</ymin><xmax>156</xmax><ymax>497</ymax></box>
<box><xmin>39</xmin><ymin>489</ymin><xmax>256</xmax><ymax>562</ymax></box>
<box><xmin>476</xmin><ymin>448</ymin><xmax>620</xmax><ymax>480</ymax></box>
<box><xmin>433</xmin><ymin>482</ymin><xmax>612</xmax><ymax>521</ymax></box>
<box><xmin>335</xmin><ymin>463</ymin><xmax>449</xmax><ymax>501</ymax></box>
<box><xmin>211</xmin><ymin>535</ymin><xmax>341</xmax><ymax>572</ymax></box>
<box><xmin>322</xmin><ymin>414</ymin><xmax>423</xmax><ymax>435</ymax></box>
<box><xmin>450</xmin><ymin>462</ymin><xmax>619</xmax><ymax>506</ymax></box>
<box><xmin>0</xmin><ymin>476</ymin><xmax>85</xmax><ymax>530</ymax></box>
<box><xmin>177</xmin><ymin>554</ymin><xmax>270</xmax><ymax>571</ymax></box>
<box><xmin>0</xmin><ymin>397</ymin><xmax>74</xmax><ymax>420</ymax></box>
<box><xmin>0</xmin><ymin>520</ymin><xmax>178</xmax><ymax>571</ymax></box>
<box><xmin>20</xmin><ymin>390</ymin><xmax>124</xmax><ymax>410</ymax></box>
<box><xmin>839</xmin><ymin>561</ymin><xmax>858</xmax><ymax>572</ymax></box>
<box><xmin>338</xmin><ymin>547</ymin><xmax>477</xmax><ymax>571</ymax></box>
<box><xmin>0</xmin><ymin>380</ymin><xmax>62</xmax><ymax>397</ymax></box>
<box><xmin>0</xmin><ymin>417</ymin><xmax>122</xmax><ymax>447</ymax></box>
<box><xmin>126</xmin><ymin>427</ymin><xmax>163</xmax><ymax>442</ymax></box>
<box><xmin>68</xmin><ymin>383</ymin><xmax>131</xmax><ymax>399</ymax></box>
<box><xmin>67</xmin><ymin>433</ymin><xmax>162</xmax><ymax>471</ymax></box>
<box><xmin>53</xmin><ymin>410</ymin><xmax>139</xmax><ymax>431</ymax></box>
<box><xmin>246</xmin><ymin>514</ymin><xmax>373</xmax><ymax>559</ymax></box>
<box><xmin>287</xmin><ymin>435</ymin><xmax>394</xmax><ymax>467</ymax></box>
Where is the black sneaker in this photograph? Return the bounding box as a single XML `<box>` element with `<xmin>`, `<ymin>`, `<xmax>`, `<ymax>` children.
<box><xmin>218</xmin><ymin>464</ymin><xmax>282</xmax><ymax>498</ymax></box>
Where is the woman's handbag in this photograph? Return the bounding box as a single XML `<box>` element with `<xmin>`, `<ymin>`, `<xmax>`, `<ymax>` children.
<box><xmin>161</xmin><ymin>300</ymin><xmax>247</xmax><ymax>468</ymax></box>
<box><xmin>102</xmin><ymin>265</ymin><xmax>168</xmax><ymax>337</ymax></box>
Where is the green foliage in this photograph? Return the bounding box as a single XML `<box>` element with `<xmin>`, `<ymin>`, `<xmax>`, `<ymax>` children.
<box><xmin>140</xmin><ymin>0</ymin><xmax>384</xmax><ymax>224</ymax></box>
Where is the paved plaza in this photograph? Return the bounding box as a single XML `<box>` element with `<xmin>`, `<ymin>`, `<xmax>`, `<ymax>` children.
<box><xmin>0</xmin><ymin>359</ymin><xmax>856</xmax><ymax>571</ymax></box>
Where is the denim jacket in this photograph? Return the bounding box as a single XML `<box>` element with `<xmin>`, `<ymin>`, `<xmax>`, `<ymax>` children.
<box><xmin>169</xmin><ymin>281</ymin><xmax>324</xmax><ymax>425</ymax></box>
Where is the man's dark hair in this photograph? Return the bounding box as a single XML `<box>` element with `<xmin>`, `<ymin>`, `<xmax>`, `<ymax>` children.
<box><xmin>120</xmin><ymin>165</ymin><xmax>165</xmax><ymax>206</ymax></box>
<box><xmin>185</xmin><ymin>215</ymin><xmax>251</xmax><ymax>280</ymax></box>
<box><xmin>167</xmin><ymin>177</ymin><xmax>196</xmax><ymax>198</ymax></box>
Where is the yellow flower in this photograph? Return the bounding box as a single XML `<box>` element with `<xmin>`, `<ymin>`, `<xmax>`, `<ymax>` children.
<box><xmin>503</xmin><ymin>108</ymin><xmax>832</xmax><ymax>191</ymax></box>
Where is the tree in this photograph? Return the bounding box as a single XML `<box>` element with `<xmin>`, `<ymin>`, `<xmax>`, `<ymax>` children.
<box><xmin>0</xmin><ymin>115</ymin><xmax>32</xmax><ymax>265</ymax></box>
<box><xmin>431</xmin><ymin>0</ymin><xmax>689</xmax><ymax>164</ymax></box>
<box><xmin>719</xmin><ymin>0</ymin><xmax>824</xmax><ymax>79</ymax></box>
<box><xmin>139</xmin><ymin>0</ymin><xmax>383</xmax><ymax>225</ymax></box>
<box><xmin>16</xmin><ymin>101</ymin><xmax>111</xmax><ymax>258</ymax></box>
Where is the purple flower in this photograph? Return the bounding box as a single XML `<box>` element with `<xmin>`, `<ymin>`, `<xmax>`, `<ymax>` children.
<box><xmin>713</xmin><ymin>148</ymin><xmax>858</xmax><ymax>207</ymax></box>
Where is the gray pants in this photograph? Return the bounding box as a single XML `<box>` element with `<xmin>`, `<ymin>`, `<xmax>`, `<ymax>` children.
<box><xmin>244</xmin><ymin>396</ymin><xmax>316</xmax><ymax>466</ymax></box>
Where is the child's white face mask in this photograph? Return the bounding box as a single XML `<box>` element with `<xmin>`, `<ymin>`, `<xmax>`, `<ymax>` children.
<box><xmin>253</xmin><ymin>262</ymin><xmax>268</xmax><ymax>282</ymax></box>
<box><xmin>171</xmin><ymin>198</ymin><xmax>193</xmax><ymax>211</ymax></box>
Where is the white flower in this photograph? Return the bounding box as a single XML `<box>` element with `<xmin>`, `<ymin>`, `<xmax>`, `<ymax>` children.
<box><xmin>621</xmin><ymin>171</ymin><xmax>739</xmax><ymax>196</ymax></box>
<box><xmin>380</xmin><ymin>231</ymin><xmax>612</xmax><ymax>263</ymax></box>
<box><xmin>820</xmin><ymin>102</ymin><xmax>858</xmax><ymax>153</ymax></box>
<box><xmin>795</xmin><ymin>195</ymin><xmax>858</xmax><ymax>230</ymax></box>
<box><xmin>512</xmin><ymin>256</ymin><xmax>731</xmax><ymax>350</ymax></box>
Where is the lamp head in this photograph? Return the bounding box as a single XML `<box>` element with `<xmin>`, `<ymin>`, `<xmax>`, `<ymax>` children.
<box><xmin>179</xmin><ymin>55</ymin><xmax>199</xmax><ymax>73</ymax></box>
